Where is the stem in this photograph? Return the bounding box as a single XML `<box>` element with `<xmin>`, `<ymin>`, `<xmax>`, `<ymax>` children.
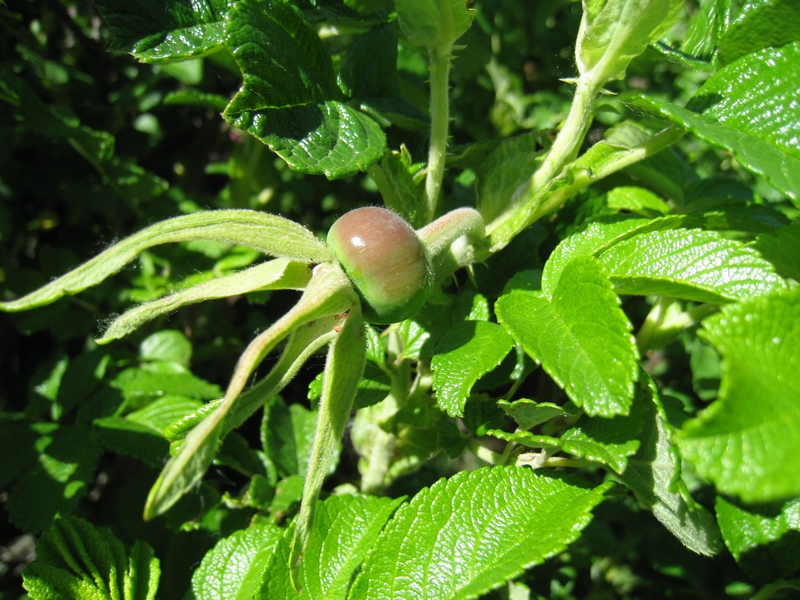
<box><xmin>478</xmin><ymin>78</ymin><xmax>601</xmax><ymax>254</ymax></box>
<box><xmin>469</xmin><ymin>440</ymin><xmax>505</xmax><ymax>465</ymax></box>
<box><xmin>526</xmin><ymin>77</ymin><xmax>599</xmax><ymax>197</ymax></box>
<box><xmin>516</xmin><ymin>452</ymin><xmax>595</xmax><ymax>470</ymax></box>
<box><xmin>483</xmin><ymin>124</ymin><xmax>685</xmax><ymax>255</ymax></box>
<box><xmin>361</xmin><ymin>331</ymin><xmax>406</xmax><ymax>494</ymax></box>
<box><xmin>360</xmin><ymin>423</ymin><xmax>396</xmax><ymax>494</ymax></box>
<box><xmin>424</xmin><ymin>48</ymin><xmax>452</xmax><ymax>222</ymax></box>
<box><xmin>636</xmin><ymin>297</ymin><xmax>718</xmax><ymax>352</ymax></box>
<box><xmin>417</xmin><ymin>207</ymin><xmax>485</xmax><ymax>282</ymax></box>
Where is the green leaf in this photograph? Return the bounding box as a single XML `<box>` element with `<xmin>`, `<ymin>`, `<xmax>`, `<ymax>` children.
<box><xmin>261</xmin><ymin>398</ymin><xmax>326</xmax><ymax>480</ymax></box>
<box><xmin>474</xmin><ymin>132</ymin><xmax>544</xmax><ymax>224</ymax></box>
<box><xmin>431</xmin><ymin>321</ymin><xmax>514</xmax><ymax>418</ymax></box>
<box><xmin>139</xmin><ymin>331</ymin><xmax>193</xmax><ymax>366</ymax></box>
<box><xmin>350</xmin><ymin>467</ymin><xmax>611</xmax><ymax>599</ymax></box>
<box><xmin>266</xmin><ymin>474</ymin><xmax>303</xmax><ymax>516</ymax></box>
<box><xmin>0</xmin><ymin>210</ymin><xmax>331</xmax><ymax>313</ymax></box>
<box><xmin>284</xmin><ymin>495</ymin><xmax>405</xmax><ymax>599</ymax></box>
<box><xmin>635</xmin><ymin>43</ymin><xmax>800</xmax><ymax>203</ymax></box>
<box><xmin>226</xmin><ymin>100</ymin><xmax>387</xmax><ymax>180</ymax></box>
<box><xmin>396</xmin><ymin>0</ymin><xmax>475</xmax><ymax>53</ymax></box>
<box><xmin>496</xmin><ymin>256</ymin><xmax>639</xmax><ymax>417</ymax></box>
<box><xmin>225</xmin><ymin>0</ymin><xmax>336</xmax><ymax>110</ymax></box>
<box><xmin>755</xmin><ymin>219</ymin><xmax>800</xmax><ymax>281</ymax></box>
<box><xmin>679</xmin><ymin>0</ymin><xmax>736</xmax><ymax>64</ymax></box>
<box><xmin>240</xmin><ymin>495</ymin><xmax>403</xmax><ymax>599</ymax></box>
<box><xmin>491</xmin><ymin>386</ymin><xmax>648</xmax><ymax>475</ymax></box>
<box><xmin>542</xmin><ymin>215</ymin><xmax>684</xmax><ymax>290</ymax></box>
<box><xmin>678</xmin><ymin>287</ymin><xmax>800</xmax><ymax>502</ymax></box>
<box><xmin>94</xmin><ymin>0</ymin><xmax>230</xmax><ymax>62</ymax></box>
<box><xmin>111</xmin><ymin>367</ymin><xmax>222</xmax><ymax>406</ymax></box>
<box><xmin>498</xmin><ymin>398</ymin><xmax>580</xmax><ymax>430</ymax></box>
<box><xmin>127</xmin><ymin>396</ymin><xmax>204</xmax><ymax>434</ymax></box>
<box><xmin>353</xmin><ymin>363</ymin><xmax>392</xmax><ymax>409</ymax></box>
<box><xmin>370</xmin><ymin>146</ymin><xmax>424</xmax><ymax>228</ymax></box>
<box><xmin>223</xmin><ymin>0</ymin><xmax>386</xmax><ymax>178</ymax></box>
<box><xmin>93</xmin><ymin>416</ymin><xmax>170</xmax><ymax>467</ymax></box>
<box><xmin>557</xmin><ymin>395</ymin><xmax>646</xmax><ymax>474</ymax></box>
<box><xmin>718</xmin><ymin>0</ymin><xmax>800</xmax><ymax>65</ymax></box>
<box><xmin>23</xmin><ymin>517</ymin><xmax>159</xmax><ymax>600</ymax></box>
<box><xmin>576</xmin><ymin>0</ymin><xmax>684</xmax><ymax>82</ymax></box>
<box><xmin>163</xmin><ymin>89</ymin><xmax>230</xmax><ymax>111</ymax></box>
<box><xmin>606</xmin><ymin>186</ymin><xmax>670</xmax><ymax>216</ymax></box>
<box><xmin>689</xmin><ymin>43</ymin><xmax>800</xmax><ymax>162</ymax></box>
<box><xmin>339</xmin><ymin>24</ymin><xmax>399</xmax><ymax>99</ymax></box>
<box><xmin>6</xmin><ymin>426</ymin><xmax>101</xmax><ymax>533</ymax></box>
<box><xmin>190</xmin><ymin>521</ymin><xmax>284</xmax><ymax>600</ymax></box>
<box><xmin>99</xmin><ymin>258</ymin><xmax>311</xmax><ymax>343</ymax></box>
<box><xmin>596</xmin><ymin>228</ymin><xmax>787</xmax><ymax>302</ymax></box>
<box><xmin>715</xmin><ymin>495</ymin><xmax>800</xmax><ymax>582</ymax></box>
<box><xmin>617</xmin><ymin>379</ymin><xmax>723</xmax><ymax>556</ymax></box>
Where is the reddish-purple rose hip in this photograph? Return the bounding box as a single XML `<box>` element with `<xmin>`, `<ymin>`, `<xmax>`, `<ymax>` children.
<box><xmin>327</xmin><ymin>207</ymin><xmax>431</xmax><ymax>323</ymax></box>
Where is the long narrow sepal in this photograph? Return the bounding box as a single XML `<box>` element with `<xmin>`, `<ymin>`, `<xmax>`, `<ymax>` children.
<box><xmin>1</xmin><ymin>210</ymin><xmax>331</xmax><ymax>312</ymax></box>
<box><xmin>289</xmin><ymin>302</ymin><xmax>367</xmax><ymax>592</ymax></box>
<box><xmin>143</xmin><ymin>263</ymin><xmax>355</xmax><ymax>520</ymax></box>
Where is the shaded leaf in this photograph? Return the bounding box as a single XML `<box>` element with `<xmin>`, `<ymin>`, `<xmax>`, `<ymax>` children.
<box><xmin>618</xmin><ymin>379</ymin><xmax>723</xmax><ymax>556</ymax></box>
<box><xmin>223</xmin><ymin>0</ymin><xmax>386</xmax><ymax>178</ymax></box>
<box><xmin>715</xmin><ymin>495</ymin><xmax>800</xmax><ymax>581</ymax></box>
<box><xmin>718</xmin><ymin>0</ymin><xmax>800</xmax><ymax>65</ymax></box>
<box><xmin>755</xmin><ymin>219</ymin><xmax>800</xmax><ymax>281</ymax></box>
<box><xmin>431</xmin><ymin>321</ymin><xmax>514</xmax><ymax>418</ymax></box>
<box><xmin>23</xmin><ymin>517</ymin><xmax>159</xmax><ymax>600</ymax></box>
<box><xmin>6</xmin><ymin>426</ymin><xmax>101</xmax><ymax>533</ymax></box>
<box><xmin>679</xmin><ymin>287</ymin><xmax>800</xmax><ymax>502</ymax></box>
<box><xmin>95</xmin><ymin>0</ymin><xmax>231</xmax><ymax>62</ymax></box>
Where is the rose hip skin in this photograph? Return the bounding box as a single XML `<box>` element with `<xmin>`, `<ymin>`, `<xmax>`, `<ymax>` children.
<box><xmin>327</xmin><ymin>207</ymin><xmax>431</xmax><ymax>324</ymax></box>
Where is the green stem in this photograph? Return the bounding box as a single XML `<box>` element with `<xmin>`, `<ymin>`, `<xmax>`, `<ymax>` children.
<box><xmin>417</xmin><ymin>207</ymin><xmax>485</xmax><ymax>281</ymax></box>
<box><xmin>361</xmin><ymin>331</ymin><xmax>408</xmax><ymax>494</ymax></box>
<box><xmin>516</xmin><ymin>452</ymin><xmax>595</xmax><ymax>470</ymax></box>
<box><xmin>468</xmin><ymin>440</ymin><xmax>505</xmax><ymax>465</ymax></box>
<box><xmin>527</xmin><ymin>78</ymin><xmax>599</xmax><ymax>198</ymax></box>
<box><xmin>424</xmin><ymin>48</ymin><xmax>452</xmax><ymax>223</ymax></box>
<box><xmin>483</xmin><ymin>124</ymin><xmax>685</xmax><ymax>255</ymax></box>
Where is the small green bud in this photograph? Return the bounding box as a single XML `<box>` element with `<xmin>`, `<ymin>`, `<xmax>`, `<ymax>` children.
<box><xmin>327</xmin><ymin>207</ymin><xmax>431</xmax><ymax>324</ymax></box>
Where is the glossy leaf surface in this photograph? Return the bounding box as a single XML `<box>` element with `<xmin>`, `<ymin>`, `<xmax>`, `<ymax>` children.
<box><xmin>351</xmin><ymin>467</ymin><xmax>611</xmax><ymax>599</ymax></box>
<box><xmin>497</xmin><ymin>256</ymin><xmax>638</xmax><ymax>417</ymax></box>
